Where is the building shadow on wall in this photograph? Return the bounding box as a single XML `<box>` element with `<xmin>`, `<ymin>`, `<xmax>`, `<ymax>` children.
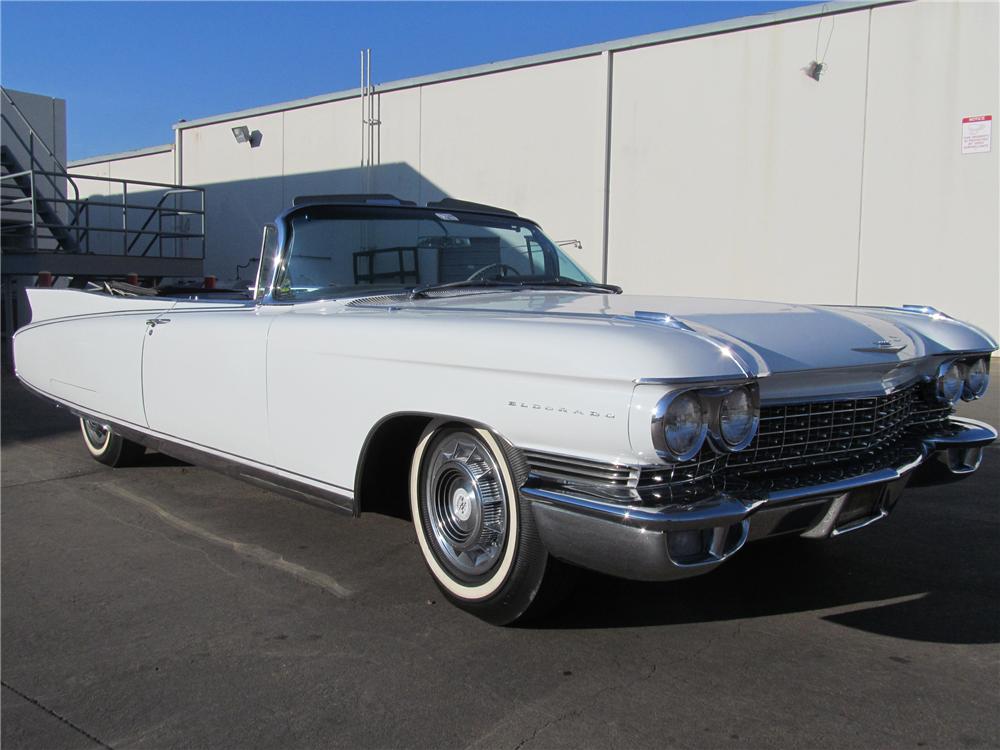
<box><xmin>81</xmin><ymin>162</ymin><xmax>456</xmax><ymax>284</ymax></box>
<box><xmin>201</xmin><ymin>162</ymin><xmax>454</xmax><ymax>283</ymax></box>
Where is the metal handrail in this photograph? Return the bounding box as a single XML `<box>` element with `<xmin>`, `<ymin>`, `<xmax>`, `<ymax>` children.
<box><xmin>0</xmin><ymin>212</ymin><xmax>204</xmax><ymax>237</ymax></box>
<box><xmin>0</xmin><ymin>195</ymin><xmax>205</xmax><ymax>215</ymax></box>
<box><xmin>1</xmin><ymin>111</ymin><xmax>83</xmax><ymax>243</ymax></box>
<box><xmin>1</xmin><ymin>166</ymin><xmax>206</xmax><ymax>260</ymax></box>
<box><xmin>127</xmin><ymin>188</ymin><xmax>198</xmax><ymax>255</ymax></box>
<box><xmin>0</xmin><ymin>118</ymin><xmax>82</xmax><ymax>204</ymax></box>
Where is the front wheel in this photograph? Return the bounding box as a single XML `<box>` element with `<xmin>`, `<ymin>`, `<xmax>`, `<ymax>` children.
<box><xmin>410</xmin><ymin>423</ymin><xmax>567</xmax><ymax>625</ymax></box>
<box><xmin>80</xmin><ymin>418</ymin><xmax>145</xmax><ymax>467</ymax></box>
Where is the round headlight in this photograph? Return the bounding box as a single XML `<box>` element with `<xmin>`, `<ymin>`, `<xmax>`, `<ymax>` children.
<box><xmin>719</xmin><ymin>386</ymin><xmax>758</xmax><ymax>450</ymax></box>
<box><xmin>964</xmin><ymin>358</ymin><xmax>989</xmax><ymax>400</ymax></box>
<box><xmin>660</xmin><ymin>391</ymin><xmax>706</xmax><ymax>461</ymax></box>
<box><xmin>936</xmin><ymin>361</ymin><xmax>964</xmax><ymax>404</ymax></box>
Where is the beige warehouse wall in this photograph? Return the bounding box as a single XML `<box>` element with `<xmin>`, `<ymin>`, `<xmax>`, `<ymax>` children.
<box><xmin>69</xmin><ymin>149</ymin><xmax>174</xmax><ymax>197</ymax></box>
<box><xmin>109</xmin><ymin>149</ymin><xmax>174</xmax><ymax>187</ymax></box>
<box><xmin>857</xmin><ymin>0</ymin><xmax>999</xmax><ymax>343</ymax></box>
<box><xmin>178</xmin><ymin>96</ymin><xmax>419</xmax><ymax>279</ymax></box>
<box><xmin>606</xmin><ymin>10</ymin><xmax>871</xmax><ymax>305</ymax></box>
<box><xmin>418</xmin><ymin>56</ymin><xmax>609</xmax><ymax>275</ymax></box>
<box><xmin>183</xmin><ymin>112</ymin><xmax>285</xmax><ymax>274</ymax></box>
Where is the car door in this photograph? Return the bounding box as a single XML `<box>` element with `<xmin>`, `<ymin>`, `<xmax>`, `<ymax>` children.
<box><xmin>141</xmin><ymin>299</ymin><xmax>275</xmax><ymax>464</ymax></box>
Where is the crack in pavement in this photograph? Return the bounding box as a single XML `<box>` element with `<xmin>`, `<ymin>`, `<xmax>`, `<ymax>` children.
<box><xmin>96</xmin><ymin>481</ymin><xmax>353</xmax><ymax>598</ymax></box>
<box><xmin>2</xmin><ymin>681</ymin><xmax>113</xmax><ymax>749</ymax></box>
<box><xmin>1</xmin><ymin>468</ymin><xmax>107</xmax><ymax>491</ymax></box>
<box><xmin>508</xmin><ymin>663</ymin><xmax>659</xmax><ymax>750</ymax></box>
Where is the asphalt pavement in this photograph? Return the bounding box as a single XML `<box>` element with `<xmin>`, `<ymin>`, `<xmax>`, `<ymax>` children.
<box><xmin>2</xmin><ymin>365</ymin><xmax>998</xmax><ymax>749</ymax></box>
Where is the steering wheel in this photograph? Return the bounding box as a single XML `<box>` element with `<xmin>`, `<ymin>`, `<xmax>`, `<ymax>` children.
<box><xmin>469</xmin><ymin>263</ymin><xmax>523</xmax><ymax>281</ymax></box>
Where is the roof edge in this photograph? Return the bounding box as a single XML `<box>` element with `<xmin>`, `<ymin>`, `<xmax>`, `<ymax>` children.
<box><xmin>68</xmin><ymin>143</ymin><xmax>173</xmax><ymax>168</ymax></box>
<box><xmin>172</xmin><ymin>0</ymin><xmax>907</xmax><ymax>131</ymax></box>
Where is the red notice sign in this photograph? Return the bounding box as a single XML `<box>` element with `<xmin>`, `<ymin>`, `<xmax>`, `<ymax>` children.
<box><xmin>961</xmin><ymin>115</ymin><xmax>992</xmax><ymax>154</ymax></box>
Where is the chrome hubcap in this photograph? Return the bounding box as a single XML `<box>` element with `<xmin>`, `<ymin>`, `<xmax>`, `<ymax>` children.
<box><xmin>83</xmin><ymin>419</ymin><xmax>109</xmax><ymax>448</ymax></box>
<box><xmin>422</xmin><ymin>432</ymin><xmax>508</xmax><ymax>580</ymax></box>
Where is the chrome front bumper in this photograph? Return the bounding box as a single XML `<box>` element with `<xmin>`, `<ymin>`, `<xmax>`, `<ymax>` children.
<box><xmin>523</xmin><ymin>417</ymin><xmax>997</xmax><ymax>582</ymax></box>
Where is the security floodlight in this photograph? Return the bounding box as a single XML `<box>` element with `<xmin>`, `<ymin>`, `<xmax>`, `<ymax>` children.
<box><xmin>232</xmin><ymin>125</ymin><xmax>251</xmax><ymax>144</ymax></box>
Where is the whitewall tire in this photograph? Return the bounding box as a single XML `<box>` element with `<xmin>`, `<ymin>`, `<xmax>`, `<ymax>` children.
<box><xmin>410</xmin><ymin>420</ymin><xmax>568</xmax><ymax>625</ymax></box>
<box><xmin>80</xmin><ymin>418</ymin><xmax>145</xmax><ymax>467</ymax></box>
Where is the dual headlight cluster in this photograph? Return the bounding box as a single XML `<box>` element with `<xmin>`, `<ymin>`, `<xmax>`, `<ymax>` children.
<box><xmin>652</xmin><ymin>383</ymin><xmax>760</xmax><ymax>462</ymax></box>
<box><xmin>936</xmin><ymin>357</ymin><xmax>990</xmax><ymax>404</ymax></box>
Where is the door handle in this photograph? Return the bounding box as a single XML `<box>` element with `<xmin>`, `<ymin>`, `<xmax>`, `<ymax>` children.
<box><xmin>145</xmin><ymin>318</ymin><xmax>170</xmax><ymax>335</ymax></box>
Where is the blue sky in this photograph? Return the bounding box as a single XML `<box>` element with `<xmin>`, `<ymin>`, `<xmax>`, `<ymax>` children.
<box><xmin>2</xmin><ymin>1</ymin><xmax>818</xmax><ymax>160</ymax></box>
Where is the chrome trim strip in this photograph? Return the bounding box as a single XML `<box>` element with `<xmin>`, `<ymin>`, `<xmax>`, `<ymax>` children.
<box><xmin>522</xmin><ymin>450</ymin><xmax>641</xmax><ymax>494</ymax></box>
<box><xmin>635</xmin><ymin>374</ymin><xmax>754</xmax><ymax>386</ymax></box>
<box><xmin>16</xmin><ymin>377</ymin><xmax>356</xmax><ymax>514</ymax></box>
<box><xmin>633</xmin><ymin>310</ymin><xmax>694</xmax><ymax>331</ymax></box>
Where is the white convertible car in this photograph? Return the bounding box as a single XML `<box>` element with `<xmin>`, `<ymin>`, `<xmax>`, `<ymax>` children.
<box><xmin>13</xmin><ymin>195</ymin><xmax>997</xmax><ymax>624</ymax></box>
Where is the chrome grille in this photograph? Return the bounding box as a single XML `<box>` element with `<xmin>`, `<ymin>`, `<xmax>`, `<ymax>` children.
<box><xmin>523</xmin><ymin>450</ymin><xmax>639</xmax><ymax>489</ymax></box>
<box><xmin>641</xmin><ymin>383</ymin><xmax>951</xmax><ymax>487</ymax></box>
<box><xmin>728</xmin><ymin>387</ymin><xmax>918</xmax><ymax>474</ymax></box>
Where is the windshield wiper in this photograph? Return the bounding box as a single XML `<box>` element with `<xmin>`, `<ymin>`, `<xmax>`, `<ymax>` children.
<box><xmin>409</xmin><ymin>278</ymin><xmax>525</xmax><ymax>299</ymax></box>
<box><xmin>525</xmin><ymin>278</ymin><xmax>623</xmax><ymax>294</ymax></box>
<box><xmin>410</xmin><ymin>276</ymin><xmax>623</xmax><ymax>299</ymax></box>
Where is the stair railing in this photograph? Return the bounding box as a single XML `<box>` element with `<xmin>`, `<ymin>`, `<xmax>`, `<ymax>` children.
<box><xmin>1</xmin><ymin>87</ymin><xmax>84</xmax><ymax>247</ymax></box>
<box><xmin>2</xmin><ymin>167</ymin><xmax>205</xmax><ymax>260</ymax></box>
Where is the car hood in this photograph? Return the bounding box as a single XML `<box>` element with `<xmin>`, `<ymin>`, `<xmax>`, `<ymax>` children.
<box><xmin>385</xmin><ymin>291</ymin><xmax>996</xmax><ymax>376</ymax></box>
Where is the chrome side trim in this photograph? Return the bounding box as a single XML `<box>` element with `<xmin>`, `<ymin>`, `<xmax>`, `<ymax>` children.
<box><xmin>635</xmin><ymin>374</ymin><xmax>754</xmax><ymax>386</ymax></box>
<box><xmin>900</xmin><ymin>304</ymin><xmax>950</xmax><ymax>318</ymax></box>
<box><xmin>522</xmin><ymin>450</ymin><xmax>640</xmax><ymax>489</ymax></box>
<box><xmin>633</xmin><ymin>310</ymin><xmax>694</xmax><ymax>331</ymax></box>
<box><xmin>17</xmin><ymin>377</ymin><xmax>355</xmax><ymax>515</ymax></box>
<box><xmin>123</xmin><ymin>427</ymin><xmax>356</xmax><ymax>516</ymax></box>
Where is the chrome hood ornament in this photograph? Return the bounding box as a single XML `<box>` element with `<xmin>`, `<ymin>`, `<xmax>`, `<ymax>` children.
<box><xmin>853</xmin><ymin>339</ymin><xmax>907</xmax><ymax>354</ymax></box>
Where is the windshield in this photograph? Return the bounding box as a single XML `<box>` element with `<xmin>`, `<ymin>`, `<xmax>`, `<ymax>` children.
<box><xmin>271</xmin><ymin>206</ymin><xmax>593</xmax><ymax>302</ymax></box>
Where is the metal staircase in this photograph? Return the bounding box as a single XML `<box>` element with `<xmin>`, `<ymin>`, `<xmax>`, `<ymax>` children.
<box><xmin>1</xmin><ymin>86</ymin><xmax>206</xmax><ymax>278</ymax></box>
<box><xmin>1</xmin><ymin>144</ymin><xmax>82</xmax><ymax>253</ymax></box>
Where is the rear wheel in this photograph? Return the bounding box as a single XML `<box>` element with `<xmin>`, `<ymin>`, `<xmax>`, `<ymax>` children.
<box><xmin>410</xmin><ymin>422</ymin><xmax>568</xmax><ymax>625</ymax></box>
<box><xmin>79</xmin><ymin>418</ymin><xmax>145</xmax><ymax>467</ymax></box>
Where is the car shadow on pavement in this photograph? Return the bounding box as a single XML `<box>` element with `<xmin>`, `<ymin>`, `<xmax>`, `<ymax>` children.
<box><xmin>1</xmin><ymin>377</ymin><xmax>80</xmax><ymax>446</ymax></box>
<box><xmin>132</xmin><ymin>452</ymin><xmax>190</xmax><ymax>468</ymax></box>
<box><xmin>533</xmin><ymin>512</ymin><xmax>999</xmax><ymax>644</ymax></box>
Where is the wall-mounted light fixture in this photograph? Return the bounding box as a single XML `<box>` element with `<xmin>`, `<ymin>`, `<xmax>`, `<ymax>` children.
<box><xmin>232</xmin><ymin>125</ymin><xmax>251</xmax><ymax>144</ymax></box>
